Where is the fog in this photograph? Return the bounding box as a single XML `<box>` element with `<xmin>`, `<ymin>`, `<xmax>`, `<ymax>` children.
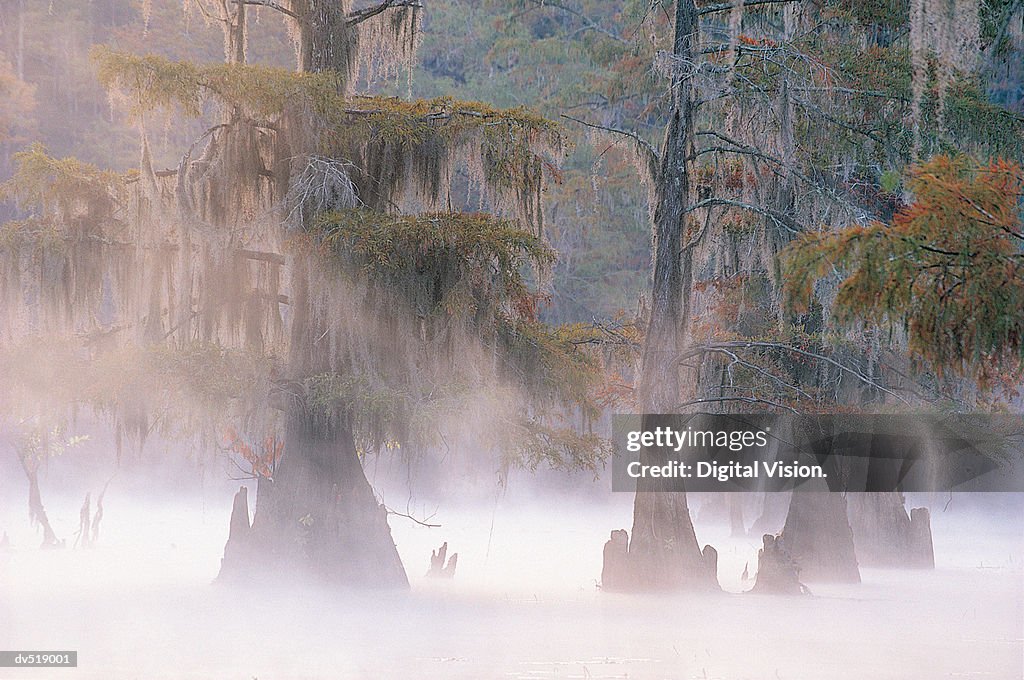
<box><xmin>2</xmin><ymin>460</ymin><xmax>1021</xmax><ymax>680</ymax></box>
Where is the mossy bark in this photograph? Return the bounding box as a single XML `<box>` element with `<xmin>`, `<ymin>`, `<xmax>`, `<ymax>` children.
<box><xmin>297</xmin><ymin>0</ymin><xmax>356</xmax><ymax>77</ymax></box>
<box><xmin>610</xmin><ymin>0</ymin><xmax>716</xmax><ymax>595</ymax></box>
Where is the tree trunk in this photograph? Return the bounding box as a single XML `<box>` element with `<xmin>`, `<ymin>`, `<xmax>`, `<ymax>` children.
<box><xmin>297</xmin><ymin>0</ymin><xmax>355</xmax><ymax>76</ymax></box>
<box><xmin>219</xmin><ymin>409</ymin><xmax>408</xmax><ymax>587</ymax></box>
<box><xmin>777</xmin><ymin>482</ymin><xmax>860</xmax><ymax>583</ymax></box>
<box><xmin>626</xmin><ymin>0</ymin><xmax>715</xmax><ymax>592</ymax></box>
<box><xmin>847</xmin><ymin>492</ymin><xmax>935</xmax><ymax>568</ymax></box>
<box><xmin>220</xmin><ymin>247</ymin><xmax>408</xmax><ymax>588</ymax></box>
<box><xmin>601</xmin><ymin>0</ymin><xmax>715</xmax><ymax>593</ymax></box>
<box><xmin>17</xmin><ymin>452</ymin><xmax>59</xmax><ymax>548</ymax></box>
<box><xmin>226</xmin><ymin>0</ymin><xmax>246</xmax><ymax>66</ymax></box>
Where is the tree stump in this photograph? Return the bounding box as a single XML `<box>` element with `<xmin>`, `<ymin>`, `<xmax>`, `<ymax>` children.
<box><xmin>601</xmin><ymin>529</ymin><xmax>631</xmax><ymax>591</ymax></box>
<box><xmin>701</xmin><ymin>544</ymin><xmax>719</xmax><ymax>579</ymax></box>
<box><xmin>427</xmin><ymin>541</ymin><xmax>457</xmax><ymax>578</ymax></box>
<box><xmin>219</xmin><ymin>486</ymin><xmax>255</xmax><ymax>579</ymax></box>
<box><xmin>908</xmin><ymin>507</ymin><xmax>935</xmax><ymax>568</ymax></box>
<box><xmin>75</xmin><ymin>493</ymin><xmax>92</xmax><ymax>548</ymax></box>
<box><xmin>751</xmin><ymin>533</ymin><xmax>807</xmax><ymax>595</ymax></box>
<box><xmin>847</xmin><ymin>492</ymin><xmax>935</xmax><ymax>568</ymax></box>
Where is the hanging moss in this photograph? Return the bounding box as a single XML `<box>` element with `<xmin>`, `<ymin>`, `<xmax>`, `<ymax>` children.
<box><xmin>496</xmin><ymin>318</ymin><xmax>603</xmax><ymax>417</ymax></box>
<box><xmin>291</xmin><ymin>207</ymin><xmax>605</xmax><ymax>462</ymax></box>
<box><xmin>92</xmin><ymin>48</ymin><xmax>564</xmax><ymax>232</ymax></box>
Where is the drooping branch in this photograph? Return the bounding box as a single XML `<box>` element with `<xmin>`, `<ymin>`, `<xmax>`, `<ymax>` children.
<box><xmin>561</xmin><ymin>113</ymin><xmax>660</xmax><ymax>185</ymax></box>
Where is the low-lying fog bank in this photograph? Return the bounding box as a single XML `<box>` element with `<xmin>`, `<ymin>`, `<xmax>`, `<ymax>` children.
<box><xmin>1</xmin><ymin>482</ymin><xmax>1021</xmax><ymax>679</ymax></box>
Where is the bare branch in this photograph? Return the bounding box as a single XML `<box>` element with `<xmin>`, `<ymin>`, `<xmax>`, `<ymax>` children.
<box><xmin>384</xmin><ymin>505</ymin><xmax>440</xmax><ymax>528</ymax></box>
<box><xmin>560</xmin><ymin>113</ymin><xmax>660</xmax><ymax>184</ymax></box>
<box><xmin>688</xmin><ymin>341</ymin><xmax>912</xmax><ymax>406</ymax></box>
<box><xmin>683</xmin><ymin>197</ymin><xmax>802</xmax><ymax>234</ymax></box>
<box><xmin>346</xmin><ymin>0</ymin><xmax>422</xmax><ymax>26</ymax></box>
<box><xmin>674</xmin><ymin>395</ymin><xmax>801</xmax><ymax>413</ymax></box>
<box><xmin>697</xmin><ymin>0</ymin><xmax>800</xmax><ymax>16</ymax></box>
<box><xmin>233</xmin><ymin>0</ymin><xmax>298</xmax><ymax>21</ymax></box>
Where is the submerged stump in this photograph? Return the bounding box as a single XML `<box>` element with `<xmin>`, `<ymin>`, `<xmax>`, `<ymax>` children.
<box><xmin>426</xmin><ymin>541</ymin><xmax>458</xmax><ymax>578</ymax></box>
<box><xmin>751</xmin><ymin>533</ymin><xmax>807</xmax><ymax>595</ymax></box>
<box><xmin>600</xmin><ymin>529</ymin><xmax>630</xmax><ymax>591</ymax></box>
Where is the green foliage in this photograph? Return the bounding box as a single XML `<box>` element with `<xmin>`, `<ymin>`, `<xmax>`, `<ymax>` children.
<box><xmin>943</xmin><ymin>79</ymin><xmax>1024</xmax><ymax>159</ymax></box>
<box><xmin>92</xmin><ymin>46</ymin><xmax>562</xmax><ymax>147</ymax></box>
<box><xmin>782</xmin><ymin>155</ymin><xmax>1024</xmax><ymax>381</ymax></box>
<box><xmin>315</xmin><ymin>208</ymin><xmax>554</xmax><ymax>316</ymax></box>
<box><xmin>497</xmin><ymin>318</ymin><xmax>604</xmax><ymax>418</ymax></box>
<box><xmin>92</xmin><ymin>47</ymin><xmax>564</xmax><ymax>229</ymax></box>
<box><xmin>502</xmin><ymin>417</ymin><xmax>611</xmax><ymax>473</ymax></box>
<box><xmin>1</xmin><ymin>142</ymin><xmax>126</xmax><ymax>225</ymax></box>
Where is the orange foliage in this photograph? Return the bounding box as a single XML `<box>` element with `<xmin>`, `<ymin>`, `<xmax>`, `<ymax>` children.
<box><xmin>223</xmin><ymin>426</ymin><xmax>284</xmax><ymax>480</ymax></box>
<box><xmin>782</xmin><ymin>156</ymin><xmax>1024</xmax><ymax>383</ymax></box>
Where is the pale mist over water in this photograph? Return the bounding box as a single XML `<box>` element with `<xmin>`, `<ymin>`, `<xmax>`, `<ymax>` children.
<box><xmin>1</xmin><ymin>453</ymin><xmax>1021</xmax><ymax>680</ymax></box>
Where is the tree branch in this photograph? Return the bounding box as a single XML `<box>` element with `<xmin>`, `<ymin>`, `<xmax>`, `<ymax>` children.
<box><xmin>689</xmin><ymin>341</ymin><xmax>912</xmax><ymax>406</ymax></box>
<box><xmin>561</xmin><ymin>113</ymin><xmax>660</xmax><ymax>183</ymax></box>
<box><xmin>674</xmin><ymin>395</ymin><xmax>801</xmax><ymax>413</ymax></box>
<box><xmin>233</xmin><ymin>0</ymin><xmax>298</xmax><ymax>20</ymax></box>
<box><xmin>346</xmin><ymin>0</ymin><xmax>422</xmax><ymax>26</ymax></box>
<box><xmin>517</xmin><ymin>0</ymin><xmax>629</xmax><ymax>44</ymax></box>
<box><xmin>697</xmin><ymin>0</ymin><xmax>801</xmax><ymax>16</ymax></box>
<box><xmin>683</xmin><ymin>197</ymin><xmax>802</xmax><ymax>234</ymax></box>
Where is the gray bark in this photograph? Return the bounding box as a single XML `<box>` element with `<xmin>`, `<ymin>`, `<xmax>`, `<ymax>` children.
<box><xmin>777</xmin><ymin>484</ymin><xmax>860</xmax><ymax>583</ymax></box>
<box><xmin>848</xmin><ymin>492</ymin><xmax>935</xmax><ymax>568</ymax></box>
<box><xmin>626</xmin><ymin>0</ymin><xmax>716</xmax><ymax>592</ymax></box>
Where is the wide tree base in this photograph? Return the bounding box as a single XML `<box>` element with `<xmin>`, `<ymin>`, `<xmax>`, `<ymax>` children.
<box><xmin>218</xmin><ymin>418</ymin><xmax>408</xmax><ymax>589</ymax></box>
<box><xmin>847</xmin><ymin>492</ymin><xmax>934</xmax><ymax>569</ymax></box>
<box><xmin>776</xmin><ymin>489</ymin><xmax>860</xmax><ymax>583</ymax></box>
<box><xmin>601</xmin><ymin>492</ymin><xmax>719</xmax><ymax>593</ymax></box>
